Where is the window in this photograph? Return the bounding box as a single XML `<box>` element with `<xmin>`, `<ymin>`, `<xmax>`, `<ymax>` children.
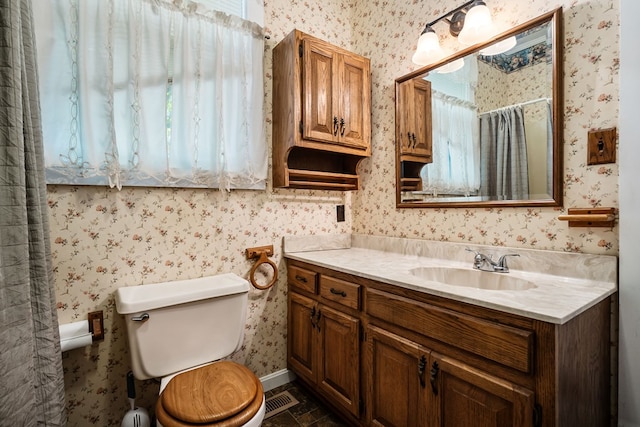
<box><xmin>33</xmin><ymin>0</ymin><xmax>266</xmax><ymax>190</ymax></box>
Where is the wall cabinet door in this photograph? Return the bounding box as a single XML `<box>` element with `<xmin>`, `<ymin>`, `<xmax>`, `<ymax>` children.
<box><xmin>303</xmin><ymin>38</ymin><xmax>370</xmax><ymax>152</ymax></box>
<box><xmin>397</xmin><ymin>78</ymin><xmax>433</xmax><ymax>162</ymax></box>
<box><xmin>365</xmin><ymin>325</ymin><xmax>431</xmax><ymax>427</ymax></box>
<box><xmin>431</xmin><ymin>352</ymin><xmax>535</xmax><ymax>427</ymax></box>
<box><xmin>317</xmin><ymin>305</ymin><xmax>361</xmax><ymax>417</ymax></box>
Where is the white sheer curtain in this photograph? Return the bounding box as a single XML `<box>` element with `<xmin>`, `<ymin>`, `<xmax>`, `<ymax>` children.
<box><xmin>421</xmin><ymin>91</ymin><xmax>480</xmax><ymax>196</ymax></box>
<box><xmin>33</xmin><ymin>0</ymin><xmax>266</xmax><ymax>190</ymax></box>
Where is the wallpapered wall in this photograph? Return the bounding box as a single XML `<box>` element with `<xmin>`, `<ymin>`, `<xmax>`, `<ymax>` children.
<box><xmin>48</xmin><ymin>0</ymin><xmax>619</xmax><ymax>425</ymax></box>
<box><xmin>351</xmin><ymin>0</ymin><xmax>619</xmax><ymax>252</ymax></box>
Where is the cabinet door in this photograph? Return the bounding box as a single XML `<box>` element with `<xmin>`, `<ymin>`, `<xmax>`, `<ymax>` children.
<box><xmin>303</xmin><ymin>38</ymin><xmax>338</xmax><ymax>144</ymax></box>
<box><xmin>288</xmin><ymin>292</ymin><xmax>317</xmax><ymax>384</ymax></box>
<box><xmin>397</xmin><ymin>78</ymin><xmax>432</xmax><ymax>162</ymax></box>
<box><xmin>337</xmin><ymin>52</ymin><xmax>370</xmax><ymax>151</ymax></box>
<box><xmin>365</xmin><ymin>325</ymin><xmax>431</xmax><ymax>427</ymax></box>
<box><xmin>317</xmin><ymin>305</ymin><xmax>361</xmax><ymax>417</ymax></box>
<box><xmin>431</xmin><ymin>352</ymin><xmax>535</xmax><ymax>427</ymax></box>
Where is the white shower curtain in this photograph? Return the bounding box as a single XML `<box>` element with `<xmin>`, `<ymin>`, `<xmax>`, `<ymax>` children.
<box><xmin>0</xmin><ymin>0</ymin><xmax>66</xmax><ymax>425</ymax></box>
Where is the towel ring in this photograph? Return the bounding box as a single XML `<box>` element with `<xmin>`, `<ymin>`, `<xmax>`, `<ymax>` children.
<box><xmin>246</xmin><ymin>245</ymin><xmax>278</xmax><ymax>290</ymax></box>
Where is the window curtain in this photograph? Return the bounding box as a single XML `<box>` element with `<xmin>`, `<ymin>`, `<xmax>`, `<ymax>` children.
<box><xmin>33</xmin><ymin>0</ymin><xmax>266</xmax><ymax>190</ymax></box>
<box><xmin>479</xmin><ymin>105</ymin><xmax>529</xmax><ymax>199</ymax></box>
<box><xmin>421</xmin><ymin>91</ymin><xmax>480</xmax><ymax>196</ymax></box>
<box><xmin>0</xmin><ymin>0</ymin><xmax>66</xmax><ymax>425</ymax></box>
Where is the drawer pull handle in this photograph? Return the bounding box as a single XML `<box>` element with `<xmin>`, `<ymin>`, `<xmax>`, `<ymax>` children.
<box><xmin>295</xmin><ymin>275</ymin><xmax>308</xmax><ymax>283</ymax></box>
<box><xmin>418</xmin><ymin>355</ymin><xmax>427</xmax><ymax>388</ymax></box>
<box><xmin>429</xmin><ymin>361</ymin><xmax>439</xmax><ymax>395</ymax></box>
<box><xmin>330</xmin><ymin>288</ymin><xmax>347</xmax><ymax>297</ymax></box>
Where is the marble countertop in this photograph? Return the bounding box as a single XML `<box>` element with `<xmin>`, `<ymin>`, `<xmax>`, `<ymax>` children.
<box><xmin>283</xmin><ymin>234</ymin><xmax>618</xmax><ymax>324</ymax></box>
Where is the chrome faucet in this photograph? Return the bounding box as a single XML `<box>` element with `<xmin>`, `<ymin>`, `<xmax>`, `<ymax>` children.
<box><xmin>465</xmin><ymin>249</ymin><xmax>519</xmax><ymax>273</ymax></box>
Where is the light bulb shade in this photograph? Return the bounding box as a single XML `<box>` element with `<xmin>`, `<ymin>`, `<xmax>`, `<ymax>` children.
<box><xmin>436</xmin><ymin>58</ymin><xmax>465</xmax><ymax>74</ymax></box>
<box><xmin>412</xmin><ymin>29</ymin><xmax>445</xmax><ymax>66</ymax></box>
<box><xmin>479</xmin><ymin>36</ymin><xmax>517</xmax><ymax>56</ymax></box>
<box><xmin>457</xmin><ymin>2</ymin><xmax>495</xmax><ymax>46</ymax></box>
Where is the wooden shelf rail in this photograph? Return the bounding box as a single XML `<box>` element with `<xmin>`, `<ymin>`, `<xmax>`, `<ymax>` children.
<box><xmin>558</xmin><ymin>208</ymin><xmax>616</xmax><ymax>227</ymax></box>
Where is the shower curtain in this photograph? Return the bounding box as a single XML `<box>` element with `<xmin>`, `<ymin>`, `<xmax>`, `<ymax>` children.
<box><xmin>0</xmin><ymin>0</ymin><xmax>67</xmax><ymax>425</ymax></box>
<box><xmin>479</xmin><ymin>105</ymin><xmax>529</xmax><ymax>199</ymax></box>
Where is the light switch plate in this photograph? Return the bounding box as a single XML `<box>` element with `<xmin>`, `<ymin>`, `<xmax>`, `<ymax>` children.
<box><xmin>587</xmin><ymin>127</ymin><xmax>616</xmax><ymax>165</ymax></box>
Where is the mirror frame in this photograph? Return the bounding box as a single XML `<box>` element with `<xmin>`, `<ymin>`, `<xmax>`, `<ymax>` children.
<box><xmin>395</xmin><ymin>8</ymin><xmax>563</xmax><ymax>208</ymax></box>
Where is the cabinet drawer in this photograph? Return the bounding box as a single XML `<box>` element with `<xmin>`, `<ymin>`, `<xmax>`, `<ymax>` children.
<box><xmin>320</xmin><ymin>275</ymin><xmax>361</xmax><ymax>310</ymax></box>
<box><xmin>288</xmin><ymin>265</ymin><xmax>318</xmax><ymax>294</ymax></box>
<box><xmin>366</xmin><ymin>289</ymin><xmax>534</xmax><ymax>373</ymax></box>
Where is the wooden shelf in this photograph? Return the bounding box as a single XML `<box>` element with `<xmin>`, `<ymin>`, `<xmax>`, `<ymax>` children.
<box><xmin>558</xmin><ymin>208</ymin><xmax>616</xmax><ymax>227</ymax></box>
<box><xmin>400</xmin><ymin>177</ymin><xmax>422</xmax><ymax>192</ymax></box>
<box><xmin>287</xmin><ymin>169</ymin><xmax>359</xmax><ymax>191</ymax></box>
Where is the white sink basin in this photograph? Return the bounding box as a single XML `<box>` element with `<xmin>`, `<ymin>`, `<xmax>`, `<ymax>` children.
<box><xmin>409</xmin><ymin>266</ymin><xmax>537</xmax><ymax>291</ymax></box>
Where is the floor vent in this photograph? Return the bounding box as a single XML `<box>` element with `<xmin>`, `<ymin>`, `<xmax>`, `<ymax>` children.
<box><xmin>264</xmin><ymin>390</ymin><xmax>299</xmax><ymax>419</ymax></box>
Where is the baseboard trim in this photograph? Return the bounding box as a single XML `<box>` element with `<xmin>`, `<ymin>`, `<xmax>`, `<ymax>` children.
<box><xmin>259</xmin><ymin>369</ymin><xmax>297</xmax><ymax>392</ymax></box>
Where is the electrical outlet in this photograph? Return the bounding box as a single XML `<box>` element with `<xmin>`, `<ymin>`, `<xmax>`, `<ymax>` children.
<box><xmin>336</xmin><ymin>205</ymin><xmax>345</xmax><ymax>222</ymax></box>
<box><xmin>587</xmin><ymin>127</ymin><xmax>616</xmax><ymax>165</ymax></box>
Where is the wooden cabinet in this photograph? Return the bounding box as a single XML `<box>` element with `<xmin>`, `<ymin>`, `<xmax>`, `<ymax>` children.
<box><xmin>397</xmin><ymin>78</ymin><xmax>432</xmax><ymax>163</ymax></box>
<box><xmin>396</xmin><ymin>78</ymin><xmax>433</xmax><ymax>192</ymax></box>
<box><xmin>273</xmin><ymin>29</ymin><xmax>371</xmax><ymax>191</ymax></box>
<box><xmin>365</xmin><ymin>325</ymin><xmax>430</xmax><ymax>427</ymax></box>
<box><xmin>287</xmin><ymin>265</ymin><xmax>361</xmax><ymax>418</ymax></box>
<box><xmin>431</xmin><ymin>353</ymin><xmax>535</xmax><ymax>427</ymax></box>
<box><xmin>286</xmin><ymin>259</ymin><xmax>613</xmax><ymax>427</ymax></box>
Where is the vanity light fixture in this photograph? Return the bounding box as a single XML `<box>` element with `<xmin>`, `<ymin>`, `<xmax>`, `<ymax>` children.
<box><xmin>412</xmin><ymin>0</ymin><xmax>514</xmax><ymax>67</ymax></box>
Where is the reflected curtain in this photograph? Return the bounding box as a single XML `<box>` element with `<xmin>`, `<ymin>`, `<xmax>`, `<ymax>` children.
<box><xmin>0</xmin><ymin>0</ymin><xmax>66</xmax><ymax>425</ymax></box>
<box><xmin>421</xmin><ymin>91</ymin><xmax>480</xmax><ymax>196</ymax></box>
<box><xmin>479</xmin><ymin>106</ymin><xmax>529</xmax><ymax>199</ymax></box>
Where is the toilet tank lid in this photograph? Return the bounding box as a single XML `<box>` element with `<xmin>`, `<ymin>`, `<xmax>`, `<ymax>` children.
<box><xmin>115</xmin><ymin>273</ymin><xmax>250</xmax><ymax>314</ymax></box>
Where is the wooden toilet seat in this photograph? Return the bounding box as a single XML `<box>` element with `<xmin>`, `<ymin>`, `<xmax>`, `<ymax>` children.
<box><xmin>156</xmin><ymin>361</ymin><xmax>264</xmax><ymax>427</ymax></box>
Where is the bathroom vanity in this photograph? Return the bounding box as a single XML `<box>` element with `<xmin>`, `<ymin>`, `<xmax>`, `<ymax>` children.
<box><xmin>284</xmin><ymin>235</ymin><xmax>617</xmax><ymax>427</ymax></box>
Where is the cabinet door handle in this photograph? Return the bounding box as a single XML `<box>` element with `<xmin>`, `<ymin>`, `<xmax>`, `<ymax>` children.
<box><xmin>330</xmin><ymin>287</ymin><xmax>347</xmax><ymax>297</ymax></box>
<box><xmin>316</xmin><ymin>309</ymin><xmax>322</xmax><ymax>332</ymax></box>
<box><xmin>333</xmin><ymin>116</ymin><xmax>339</xmax><ymax>136</ymax></box>
<box><xmin>295</xmin><ymin>274</ymin><xmax>308</xmax><ymax>283</ymax></box>
<box><xmin>310</xmin><ymin>306</ymin><xmax>317</xmax><ymax>329</ymax></box>
<box><xmin>407</xmin><ymin>132</ymin><xmax>411</xmax><ymax>147</ymax></box>
<box><xmin>418</xmin><ymin>355</ymin><xmax>427</xmax><ymax>388</ymax></box>
<box><xmin>429</xmin><ymin>361</ymin><xmax>439</xmax><ymax>395</ymax></box>
<box><xmin>412</xmin><ymin>133</ymin><xmax>417</xmax><ymax>148</ymax></box>
<box><xmin>340</xmin><ymin>118</ymin><xmax>345</xmax><ymax>136</ymax></box>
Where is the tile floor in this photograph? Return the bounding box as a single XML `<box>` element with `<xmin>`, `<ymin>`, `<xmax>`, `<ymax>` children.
<box><xmin>263</xmin><ymin>381</ymin><xmax>349</xmax><ymax>427</ymax></box>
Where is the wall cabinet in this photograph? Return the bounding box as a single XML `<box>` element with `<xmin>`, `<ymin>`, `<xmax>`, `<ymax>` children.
<box><xmin>396</xmin><ymin>78</ymin><xmax>433</xmax><ymax>192</ymax></box>
<box><xmin>273</xmin><ymin>30</ymin><xmax>371</xmax><ymax>190</ymax></box>
<box><xmin>286</xmin><ymin>259</ymin><xmax>612</xmax><ymax>427</ymax></box>
<box><xmin>397</xmin><ymin>78</ymin><xmax>432</xmax><ymax>163</ymax></box>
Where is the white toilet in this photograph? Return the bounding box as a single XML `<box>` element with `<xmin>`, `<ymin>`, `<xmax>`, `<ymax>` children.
<box><xmin>115</xmin><ymin>273</ymin><xmax>265</xmax><ymax>427</ymax></box>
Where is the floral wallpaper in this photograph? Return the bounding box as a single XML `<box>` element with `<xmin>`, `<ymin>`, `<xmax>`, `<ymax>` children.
<box><xmin>48</xmin><ymin>0</ymin><xmax>619</xmax><ymax>425</ymax></box>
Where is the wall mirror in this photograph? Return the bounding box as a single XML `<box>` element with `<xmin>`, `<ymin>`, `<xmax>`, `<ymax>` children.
<box><xmin>395</xmin><ymin>9</ymin><xmax>562</xmax><ymax>208</ymax></box>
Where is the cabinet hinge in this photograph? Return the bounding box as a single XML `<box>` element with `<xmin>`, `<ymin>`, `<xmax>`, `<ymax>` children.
<box><xmin>299</xmin><ymin>121</ymin><xmax>303</xmax><ymax>134</ymax></box>
<box><xmin>533</xmin><ymin>403</ymin><xmax>542</xmax><ymax>427</ymax></box>
<box><xmin>299</xmin><ymin>43</ymin><xmax>303</xmax><ymax>57</ymax></box>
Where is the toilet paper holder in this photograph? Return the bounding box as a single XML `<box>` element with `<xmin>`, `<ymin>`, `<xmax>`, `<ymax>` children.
<box><xmin>245</xmin><ymin>245</ymin><xmax>278</xmax><ymax>290</ymax></box>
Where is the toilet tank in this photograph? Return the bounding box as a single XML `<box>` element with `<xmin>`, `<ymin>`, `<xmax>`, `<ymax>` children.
<box><xmin>115</xmin><ymin>273</ymin><xmax>250</xmax><ymax>380</ymax></box>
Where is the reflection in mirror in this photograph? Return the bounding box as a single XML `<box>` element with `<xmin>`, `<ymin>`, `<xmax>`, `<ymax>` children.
<box><xmin>396</xmin><ymin>9</ymin><xmax>562</xmax><ymax>208</ymax></box>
